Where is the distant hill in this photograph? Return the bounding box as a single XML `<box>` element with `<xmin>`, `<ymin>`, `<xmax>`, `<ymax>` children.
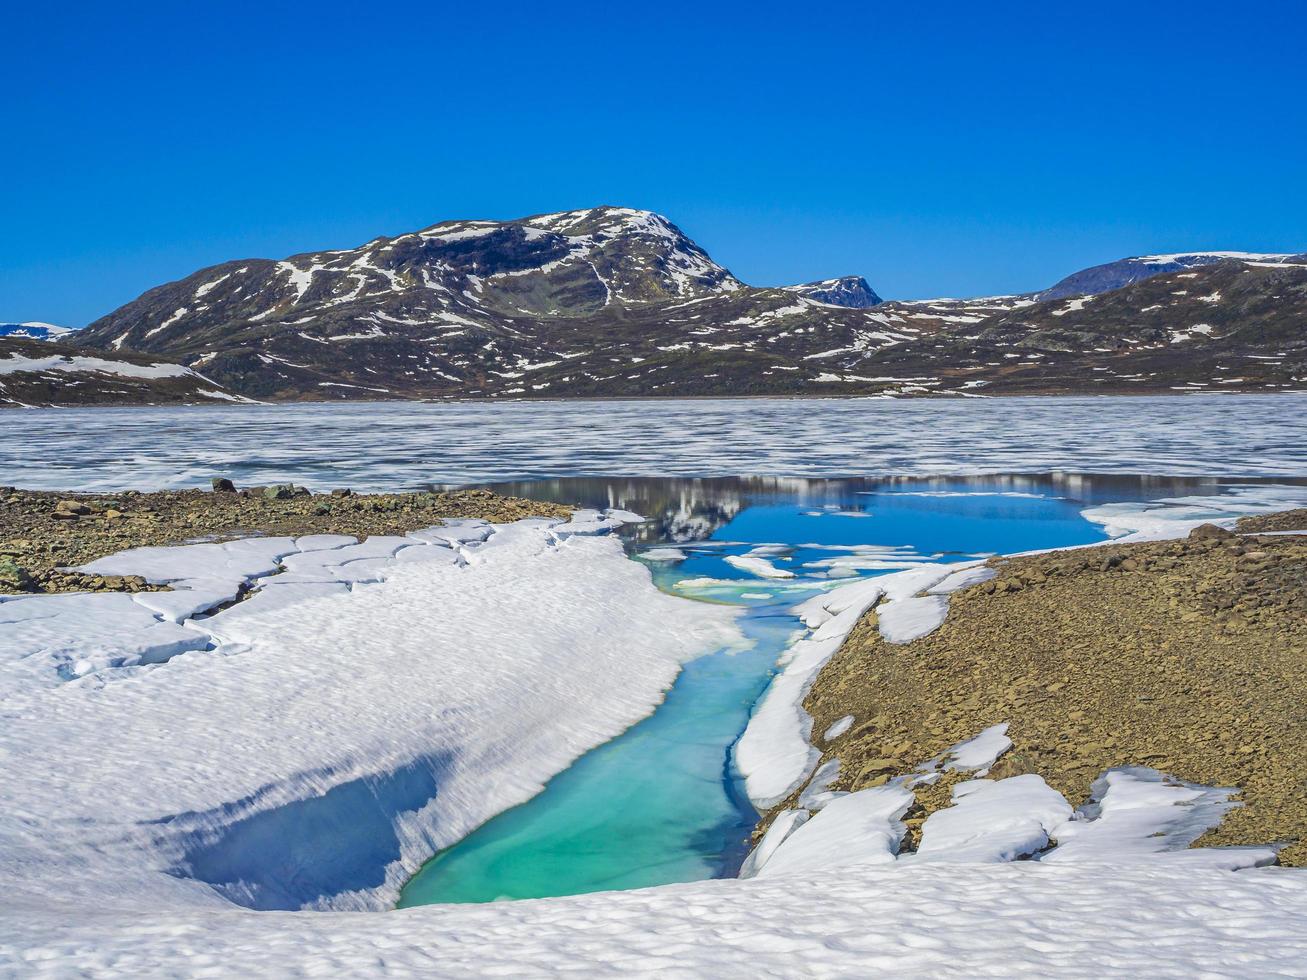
<box><xmin>0</xmin><ymin>322</ymin><xmax>76</xmax><ymax>341</ymax></box>
<box><xmin>1035</xmin><ymin>251</ymin><xmax>1307</xmax><ymax>301</ymax></box>
<box><xmin>0</xmin><ymin>335</ymin><xmax>243</xmax><ymax>407</ymax></box>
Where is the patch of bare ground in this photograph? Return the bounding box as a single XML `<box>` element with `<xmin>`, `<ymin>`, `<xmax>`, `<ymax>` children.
<box><xmin>785</xmin><ymin>522</ymin><xmax>1307</xmax><ymax>863</ymax></box>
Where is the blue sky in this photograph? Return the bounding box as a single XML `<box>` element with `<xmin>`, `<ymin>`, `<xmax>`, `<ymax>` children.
<box><xmin>4</xmin><ymin>1</ymin><xmax>1305</xmax><ymax>325</ymax></box>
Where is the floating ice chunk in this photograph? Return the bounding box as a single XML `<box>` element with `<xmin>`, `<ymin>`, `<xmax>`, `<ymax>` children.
<box><xmin>1043</xmin><ymin>767</ymin><xmax>1277</xmax><ymax>870</ymax></box>
<box><xmin>876</xmin><ymin>594</ymin><xmax>950</xmax><ymax>643</ymax></box>
<box><xmin>603</xmin><ymin>508</ymin><xmax>647</xmax><ymax>524</ymax></box>
<box><xmin>724</xmin><ymin>554</ymin><xmax>795</xmax><ymax>579</ymax></box>
<box><xmin>550</xmin><ymin>510</ymin><xmax>625</xmax><ymax>538</ymax></box>
<box><xmin>911</xmin><ymin>775</ymin><xmax>1073</xmax><ymax>863</ymax></box>
<box><xmin>756</xmin><ymin>783</ymin><xmax>913</xmax><ymax>878</ymax></box>
<box><xmin>802</xmin><ymin>556</ymin><xmax>935</xmax><ymax>571</ymax></box>
<box><xmin>640</xmin><ymin>548</ymin><xmax>686</xmax><ymax>562</ymax></box>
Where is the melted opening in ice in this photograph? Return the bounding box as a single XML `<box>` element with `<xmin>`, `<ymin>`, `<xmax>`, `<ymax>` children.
<box><xmin>395</xmin><ymin>473</ymin><xmax>1300</xmax><ymax>907</ymax></box>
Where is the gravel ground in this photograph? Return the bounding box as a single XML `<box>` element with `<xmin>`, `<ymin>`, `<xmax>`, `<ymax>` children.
<box><xmin>792</xmin><ymin>520</ymin><xmax>1307</xmax><ymax>864</ymax></box>
<box><xmin>0</xmin><ymin>483</ymin><xmax>570</xmax><ymax>593</ymax></box>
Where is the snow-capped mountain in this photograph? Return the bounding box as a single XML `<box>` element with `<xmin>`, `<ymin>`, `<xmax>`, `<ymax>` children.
<box><xmin>784</xmin><ymin>276</ymin><xmax>882</xmax><ymax>308</ymax></box>
<box><xmin>61</xmin><ymin>208</ymin><xmax>1306</xmax><ymax>403</ymax></box>
<box><xmin>1035</xmin><ymin>251</ymin><xmax>1307</xmax><ymax>301</ymax></box>
<box><xmin>0</xmin><ymin>321</ymin><xmax>76</xmax><ymax>341</ymax></box>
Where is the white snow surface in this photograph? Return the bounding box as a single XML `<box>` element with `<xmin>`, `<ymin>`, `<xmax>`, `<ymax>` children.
<box><xmin>0</xmin><ymin>512</ymin><xmax>741</xmax><ymax>918</ymax></box>
<box><xmin>0</xmin><ymin>353</ymin><xmax>199</xmax><ymax>380</ymax></box>
<box><xmin>755</xmin><ymin>783</ymin><xmax>914</xmax><ymax>878</ymax></box>
<box><xmin>912</xmin><ymin>775</ymin><xmax>1073</xmax><ymax>863</ymax></box>
<box><xmin>735</xmin><ymin>560</ymin><xmax>980</xmax><ymax>808</ymax></box>
<box><xmin>5</xmin><ymin>493</ymin><xmax>1307</xmax><ymax>973</ymax></box>
<box><xmin>1082</xmin><ymin>484</ymin><xmax>1307</xmax><ymax>541</ymax></box>
<box><xmin>4</xmin><ymin>861</ymin><xmax>1307</xmax><ymax>977</ymax></box>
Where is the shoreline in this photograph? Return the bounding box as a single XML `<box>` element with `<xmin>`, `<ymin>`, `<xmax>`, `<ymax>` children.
<box><xmin>759</xmin><ymin>510</ymin><xmax>1307</xmax><ymax>865</ymax></box>
<box><xmin>0</xmin><ymin>485</ymin><xmax>570</xmax><ymax>594</ymax></box>
<box><xmin>7</xmin><ymin>388</ymin><xmax>1307</xmax><ymax>410</ymax></box>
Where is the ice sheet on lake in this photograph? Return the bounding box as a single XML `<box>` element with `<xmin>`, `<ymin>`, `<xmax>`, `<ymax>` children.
<box><xmin>1082</xmin><ymin>484</ymin><xmax>1307</xmax><ymax>541</ymax></box>
<box><xmin>0</xmin><ymin>510</ymin><xmax>741</xmax><ymax>915</ymax></box>
<box><xmin>6</xmin><ymin>395</ymin><xmax>1306</xmax><ymax>491</ymax></box>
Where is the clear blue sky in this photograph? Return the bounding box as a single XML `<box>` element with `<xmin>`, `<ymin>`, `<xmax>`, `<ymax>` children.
<box><xmin>4</xmin><ymin>1</ymin><xmax>1306</xmax><ymax>325</ymax></box>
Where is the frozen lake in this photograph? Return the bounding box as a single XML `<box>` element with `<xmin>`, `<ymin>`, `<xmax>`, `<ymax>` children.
<box><xmin>5</xmin><ymin>393</ymin><xmax>1307</xmax><ymax>491</ymax></box>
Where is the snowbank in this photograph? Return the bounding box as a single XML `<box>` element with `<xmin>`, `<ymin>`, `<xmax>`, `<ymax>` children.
<box><xmin>734</xmin><ymin>560</ymin><xmax>982</xmax><ymax>807</ymax></box>
<box><xmin>0</xmin><ymin>512</ymin><xmax>740</xmax><ymax>914</ymax></box>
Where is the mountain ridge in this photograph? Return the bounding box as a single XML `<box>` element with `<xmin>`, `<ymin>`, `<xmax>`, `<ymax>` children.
<box><xmin>30</xmin><ymin>207</ymin><xmax>1305</xmax><ymax>404</ymax></box>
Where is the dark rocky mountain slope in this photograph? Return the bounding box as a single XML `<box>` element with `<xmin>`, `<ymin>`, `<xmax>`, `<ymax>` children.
<box><xmin>67</xmin><ymin>208</ymin><xmax>1306</xmax><ymax>401</ymax></box>
<box><xmin>0</xmin><ymin>336</ymin><xmax>240</xmax><ymax>407</ymax></box>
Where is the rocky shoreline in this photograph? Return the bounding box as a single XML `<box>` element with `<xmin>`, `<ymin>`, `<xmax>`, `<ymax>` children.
<box><xmin>777</xmin><ymin>511</ymin><xmax>1307</xmax><ymax>864</ymax></box>
<box><xmin>0</xmin><ymin>484</ymin><xmax>570</xmax><ymax>594</ymax></box>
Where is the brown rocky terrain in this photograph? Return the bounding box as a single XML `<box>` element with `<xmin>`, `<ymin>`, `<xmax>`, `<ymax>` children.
<box><xmin>785</xmin><ymin>520</ymin><xmax>1307</xmax><ymax>863</ymax></box>
<box><xmin>0</xmin><ymin>484</ymin><xmax>569</xmax><ymax>594</ymax></box>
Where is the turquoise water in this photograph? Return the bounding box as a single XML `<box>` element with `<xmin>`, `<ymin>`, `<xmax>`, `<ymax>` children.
<box><xmin>397</xmin><ymin>479</ymin><xmax>1121</xmax><ymax>906</ymax></box>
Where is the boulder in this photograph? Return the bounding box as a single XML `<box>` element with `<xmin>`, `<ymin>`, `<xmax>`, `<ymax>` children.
<box><xmin>0</xmin><ymin>558</ymin><xmax>32</xmax><ymax>593</ymax></box>
<box><xmin>210</xmin><ymin>477</ymin><xmax>236</xmax><ymax>492</ymax></box>
<box><xmin>1189</xmin><ymin>523</ymin><xmax>1235</xmax><ymax>541</ymax></box>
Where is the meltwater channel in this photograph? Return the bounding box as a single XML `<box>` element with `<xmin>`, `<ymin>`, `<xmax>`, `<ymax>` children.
<box><xmin>395</xmin><ymin>475</ymin><xmax>1153</xmax><ymax>905</ymax></box>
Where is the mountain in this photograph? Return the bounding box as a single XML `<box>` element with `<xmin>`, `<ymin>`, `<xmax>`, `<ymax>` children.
<box><xmin>784</xmin><ymin>276</ymin><xmax>882</xmax><ymax>308</ymax></box>
<box><xmin>1035</xmin><ymin>251</ymin><xmax>1307</xmax><ymax>301</ymax></box>
<box><xmin>970</xmin><ymin>259</ymin><xmax>1307</xmax><ymax>393</ymax></box>
<box><xmin>0</xmin><ymin>322</ymin><xmax>76</xmax><ymax>341</ymax></box>
<box><xmin>65</xmin><ymin>208</ymin><xmax>1306</xmax><ymax>402</ymax></box>
<box><xmin>0</xmin><ymin>336</ymin><xmax>242</xmax><ymax>407</ymax></box>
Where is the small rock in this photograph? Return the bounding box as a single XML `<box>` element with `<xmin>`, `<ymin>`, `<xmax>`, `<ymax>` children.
<box><xmin>103</xmin><ymin>509</ymin><xmax>123</xmax><ymax>520</ymax></box>
<box><xmin>263</xmin><ymin>484</ymin><xmax>296</xmax><ymax>501</ymax></box>
<box><xmin>55</xmin><ymin>500</ymin><xmax>90</xmax><ymax>516</ymax></box>
<box><xmin>331</xmin><ymin>488</ymin><xmax>353</xmax><ymax>497</ymax></box>
<box><xmin>857</xmin><ymin>758</ymin><xmax>902</xmax><ymax>777</ymax></box>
